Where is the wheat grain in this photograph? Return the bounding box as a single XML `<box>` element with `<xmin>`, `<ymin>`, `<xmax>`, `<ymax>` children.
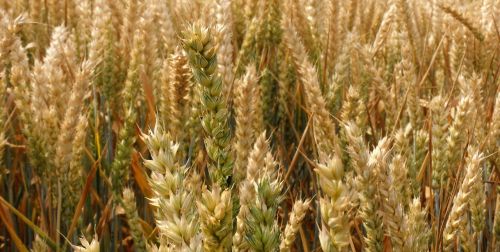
<box><xmin>282</xmin><ymin>16</ymin><xmax>341</xmax><ymax>162</ymax></box>
<box><xmin>142</xmin><ymin>121</ymin><xmax>199</xmax><ymax>249</ymax></box>
<box><xmin>280</xmin><ymin>198</ymin><xmax>311</xmax><ymax>252</ymax></box>
<box><xmin>183</xmin><ymin>23</ymin><xmax>234</xmax><ymax>188</ymax></box>
<box><xmin>198</xmin><ymin>186</ymin><xmax>232</xmax><ymax>251</ymax></box>
<box><xmin>122</xmin><ymin>188</ymin><xmax>146</xmax><ymax>251</ymax></box>
<box><xmin>72</xmin><ymin>234</ymin><xmax>99</xmax><ymax>252</ymax></box>
<box><xmin>316</xmin><ymin>155</ymin><xmax>351</xmax><ymax>251</ymax></box>
<box><xmin>0</xmin><ymin>1</ymin><xmax>499</xmax><ymax>251</ymax></box>
<box><xmin>443</xmin><ymin>151</ymin><xmax>483</xmax><ymax>251</ymax></box>
<box><xmin>438</xmin><ymin>2</ymin><xmax>484</xmax><ymax>41</ymax></box>
<box><xmin>404</xmin><ymin>199</ymin><xmax>431</xmax><ymax>251</ymax></box>
<box><xmin>234</xmin><ymin>67</ymin><xmax>258</xmax><ymax>183</ymax></box>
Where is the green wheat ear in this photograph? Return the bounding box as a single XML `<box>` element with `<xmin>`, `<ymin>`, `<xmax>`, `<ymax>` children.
<box><xmin>182</xmin><ymin>23</ymin><xmax>234</xmax><ymax>189</ymax></box>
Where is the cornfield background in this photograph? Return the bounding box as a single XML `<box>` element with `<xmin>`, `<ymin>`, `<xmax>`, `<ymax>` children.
<box><xmin>0</xmin><ymin>0</ymin><xmax>499</xmax><ymax>251</ymax></box>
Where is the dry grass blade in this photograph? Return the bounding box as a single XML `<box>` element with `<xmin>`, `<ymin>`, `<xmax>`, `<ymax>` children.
<box><xmin>66</xmin><ymin>154</ymin><xmax>103</xmax><ymax>239</ymax></box>
<box><xmin>284</xmin><ymin>113</ymin><xmax>313</xmax><ymax>182</ymax></box>
<box><xmin>131</xmin><ymin>151</ymin><xmax>153</xmax><ymax>198</ymax></box>
<box><xmin>0</xmin><ymin>196</ymin><xmax>58</xmax><ymax>250</ymax></box>
<box><xmin>0</xmin><ymin>204</ymin><xmax>28</xmax><ymax>252</ymax></box>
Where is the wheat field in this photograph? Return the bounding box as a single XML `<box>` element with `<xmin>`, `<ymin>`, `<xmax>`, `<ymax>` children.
<box><xmin>0</xmin><ymin>0</ymin><xmax>499</xmax><ymax>251</ymax></box>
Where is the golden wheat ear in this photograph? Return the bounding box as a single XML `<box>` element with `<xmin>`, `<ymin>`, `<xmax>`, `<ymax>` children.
<box><xmin>233</xmin><ymin>66</ymin><xmax>258</xmax><ymax>184</ymax></box>
<box><xmin>280</xmin><ymin>198</ymin><xmax>311</xmax><ymax>252</ymax></box>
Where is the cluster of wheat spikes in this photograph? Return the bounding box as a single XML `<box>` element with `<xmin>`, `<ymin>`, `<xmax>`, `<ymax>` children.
<box><xmin>0</xmin><ymin>0</ymin><xmax>499</xmax><ymax>251</ymax></box>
